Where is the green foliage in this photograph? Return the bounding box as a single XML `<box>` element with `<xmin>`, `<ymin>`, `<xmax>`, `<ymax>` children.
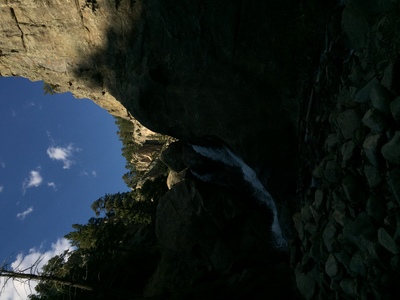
<box><xmin>29</xmin><ymin>184</ymin><xmax>168</xmax><ymax>299</ymax></box>
<box><xmin>114</xmin><ymin>117</ymin><xmax>142</xmax><ymax>188</ymax></box>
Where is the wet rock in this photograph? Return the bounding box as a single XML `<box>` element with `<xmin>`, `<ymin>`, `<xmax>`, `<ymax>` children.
<box><xmin>354</xmin><ymin>78</ymin><xmax>379</xmax><ymax>103</ymax></box>
<box><xmin>350</xmin><ymin>251</ymin><xmax>367</xmax><ymax>277</ymax></box>
<box><xmin>390</xmin><ymin>96</ymin><xmax>400</xmax><ymax>122</ymax></box>
<box><xmin>366</xmin><ymin>196</ymin><xmax>385</xmax><ymax>222</ymax></box>
<box><xmin>343</xmin><ymin>212</ymin><xmax>376</xmax><ymax>252</ymax></box>
<box><xmin>325</xmin><ymin>253</ymin><xmax>340</xmax><ymax>278</ymax></box>
<box><xmin>340</xmin><ymin>278</ymin><xmax>358</xmax><ymax>298</ymax></box>
<box><xmin>364</xmin><ymin>165</ymin><xmax>383</xmax><ymax>188</ymax></box>
<box><xmin>363</xmin><ymin>133</ymin><xmax>384</xmax><ymax>167</ymax></box>
<box><xmin>323</xmin><ymin>221</ymin><xmax>337</xmax><ymax>252</ymax></box>
<box><xmin>337</xmin><ymin>109</ymin><xmax>362</xmax><ymax>139</ymax></box>
<box><xmin>378</xmin><ymin>227</ymin><xmax>399</xmax><ymax>254</ymax></box>
<box><xmin>387</xmin><ymin>168</ymin><xmax>400</xmax><ymax>205</ymax></box>
<box><xmin>342</xmin><ymin>175</ymin><xmax>364</xmax><ymax>204</ymax></box>
<box><xmin>370</xmin><ymin>82</ymin><xmax>393</xmax><ymax>114</ymax></box>
<box><xmin>381</xmin><ymin>131</ymin><xmax>400</xmax><ymax>164</ymax></box>
<box><xmin>362</xmin><ymin>108</ymin><xmax>388</xmax><ymax>133</ymax></box>
<box><xmin>324</xmin><ymin>160</ymin><xmax>341</xmax><ymax>183</ymax></box>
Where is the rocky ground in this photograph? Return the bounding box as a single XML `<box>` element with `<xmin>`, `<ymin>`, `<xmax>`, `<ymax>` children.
<box><xmin>293</xmin><ymin>2</ymin><xmax>400</xmax><ymax>299</ymax></box>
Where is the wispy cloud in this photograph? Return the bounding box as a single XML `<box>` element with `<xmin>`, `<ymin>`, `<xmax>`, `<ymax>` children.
<box><xmin>0</xmin><ymin>238</ymin><xmax>72</xmax><ymax>299</ymax></box>
<box><xmin>16</xmin><ymin>207</ymin><xmax>33</xmax><ymax>220</ymax></box>
<box><xmin>0</xmin><ymin>185</ymin><xmax>3</xmax><ymax>193</ymax></box>
<box><xmin>47</xmin><ymin>182</ymin><xmax>57</xmax><ymax>191</ymax></box>
<box><xmin>22</xmin><ymin>170</ymin><xmax>43</xmax><ymax>194</ymax></box>
<box><xmin>46</xmin><ymin>144</ymin><xmax>80</xmax><ymax>169</ymax></box>
<box><xmin>91</xmin><ymin>171</ymin><xmax>97</xmax><ymax>177</ymax></box>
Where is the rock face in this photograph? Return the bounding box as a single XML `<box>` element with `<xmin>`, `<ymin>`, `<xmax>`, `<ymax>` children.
<box><xmin>0</xmin><ymin>0</ymin><xmax>130</xmax><ymax>118</ymax></box>
<box><xmin>0</xmin><ymin>0</ymin><xmax>307</xmax><ymax>204</ymax></box>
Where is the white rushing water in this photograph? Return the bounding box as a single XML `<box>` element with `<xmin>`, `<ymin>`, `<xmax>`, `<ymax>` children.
<box><xmin>191</xmin><ymin>145</ymin><xmax>287</xmax><ymax>249</ymax></box>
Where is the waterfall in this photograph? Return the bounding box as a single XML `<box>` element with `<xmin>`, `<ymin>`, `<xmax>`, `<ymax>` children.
<box><xmin>190</xmin><ymin>145</ymin><xmax>287</xmax><ymax>249</ymax></box>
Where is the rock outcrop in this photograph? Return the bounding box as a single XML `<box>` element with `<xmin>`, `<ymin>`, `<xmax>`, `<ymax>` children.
<box><xmin>1</xmin><ymin>0</ymin><xmax>327</xmax><ymax>206</ymax></box>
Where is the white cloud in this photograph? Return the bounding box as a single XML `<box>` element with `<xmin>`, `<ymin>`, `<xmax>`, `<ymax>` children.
<box><xmin>91</xmin><ymin>171</ymin><xmax>97</xmax><ymax>177</ymax></box>
<box><xmin>47</xmin><ymin>182</ymin><xmax>57</xmax><ymax>191</ymax></box>
<box><xmin>0</xmin><ymin>185</ymin><xmax>3</xmax><ymax>193</ymax></box>
<box><xmin>22</xmin><ymin>171</ymin><xmax>43</xmax><ymax>194</ymax></box>
<box><xmin>0</xmin><ymin>238</ymin><xmax>72</xmax><ymax>300</ymax></box>
<box><xmin>46</xmin><ymin>144</ymin><xmax>80</xmax><ymax>169</ymax></box>
<box><xmin>16</xmin><ymin>207</ymin><xmax>33</xmax><ymax>220</ymax></box>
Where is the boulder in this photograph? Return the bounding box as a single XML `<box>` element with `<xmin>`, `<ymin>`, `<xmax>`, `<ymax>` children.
<box><xmin>313</xmin><ymin>189</ymin><xmax>325</xmax><ymax>211</ymax></box>
<box><xmin>349</xmin><ymin>251</ymin><xmax>367</xmax><ymax>277</ymax></box>
<box><xmin>337</xmin><ymin>109</ymin><xmax>362</xmax><ymax>139</ymax></box>
<box><xmin>370</xmin><ymin>82</ymin><xmax>394</xmax><ymax>114</ymax></box>
<box><xmin>342</xmin><ymin>175</ymin><xmax>365</xmax><ymax>204</ymax></box>
<box><xmin>160</xmin><ymin>141</ymin><xmax>186</xmax><ymax>172</ymax></box>
<box><xmin>312</xmin><ymin>161</ymin><xmax>325</xmax><ymax>179</ymax></box>
<box><xmin>295</xmin><ymin>264</ymin><xmax>317</xmax><ymax>300</ymax></box>
<box><xmin>341</xmin><ymin>140</ymin><xmax>356</xmax><ymax>163</ymax></box>
<box><xmin>325</xmin><ymin>253</ymin><xmax>340</xmax><ymax>278</ymax></box>
<box><xmin>324</xmin><ymin>160</ymin><xmax>342</xmax><ymax>183</ymax></box>
<box><xmin>343</xmin><ymin>212</ymin><xmax>376</xmax><ymax>252</ymax></box>
<box><xmin>354</xmin><ymin>78</ymin><xmax>379</xmax><ymax>103</ymax></box>
<box><xmin>340</xmin><ymin>278</ymin><xmax>358</xmax><ymax>298</ymax></box>
<box><xmin>381</xmin><ymin>131</ymin><xmax>400</xmax><ymax>164</ymax></box>
<box><xmin>166</xmin><ymin>169</ymin><xmax>187</xmax><ymax>189</ymax></box>
<box><xmin>333</xmin><ymin>210</ymin><xmax>349</xmax><ymax>227</ymax></box>
<box><xmin>363</xmin><ymin>133</ymin><xmax>384</xmax><ymax>167</ymax></box>
<box><xmin>390</xmin><ymin>96</ymin><xmax>400</xmax><ymax>122</ymax></box>
<box><xmin>387</xmin><ymin>168</ymin><xmax>400</xmax><ymax>205</ymax></box>
<box><xmin>378</xmin><ymin>227</ymin><xmax>399</xmax><ymax>254</ymax></box>
<box><xmin>366</xmin><ymin>196</ymin><xmax>386</xmax><ymax>222</ymax></box>
<box><xmin>364</xmin><ymin>165</ymin><xmax>383</xmax><ymax>189</ymax></box>
<box><xmin>325</xmin><ymin>133</ymin><xmax>339</xmax><ymax>150</ymax></box>
<box><xmin>323</xmin><ymin>221</ymin><xmax>337</xmax><ymax>252</ymax></box>
<box><xmin>362</xmin><ymin>108</ymin><xmax>388</xmax><ymax>133</ymax></box>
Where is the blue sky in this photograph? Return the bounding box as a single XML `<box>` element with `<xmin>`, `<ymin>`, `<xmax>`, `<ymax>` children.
<box><xmin>0</xmin><ymin>77</ymin><xmax>130</xmax><ymax>299</ymax></box>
